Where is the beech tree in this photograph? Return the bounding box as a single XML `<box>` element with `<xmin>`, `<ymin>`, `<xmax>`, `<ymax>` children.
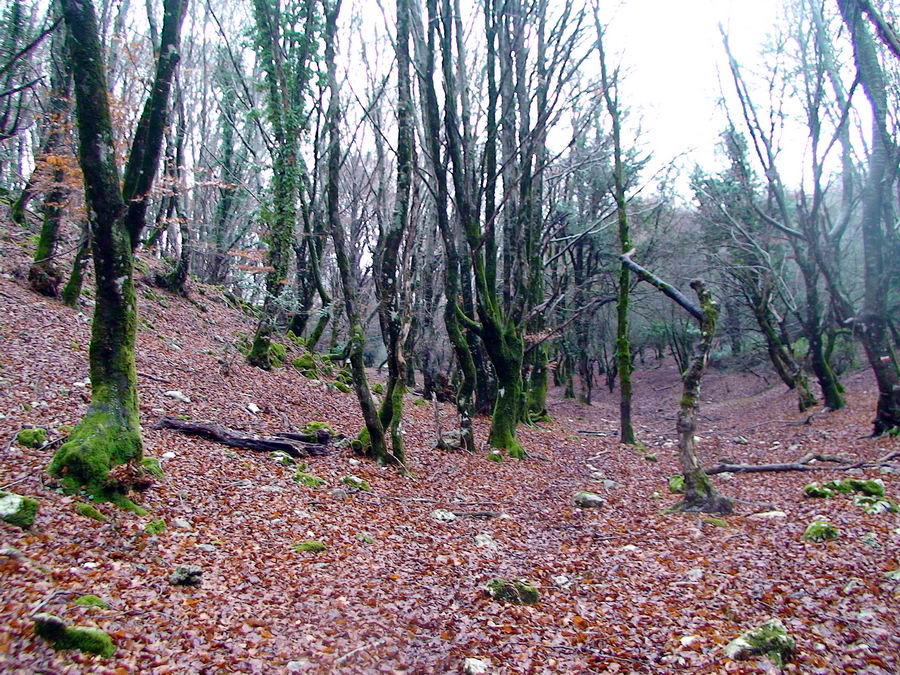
<box><xmin>48</xmin><ymin>0</ymin><xmax>187</xmax><ymax>498</ymax></box>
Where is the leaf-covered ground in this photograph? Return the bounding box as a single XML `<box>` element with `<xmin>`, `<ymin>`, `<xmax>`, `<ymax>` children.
<box><xmin>1</xmin><ymin>232</ymin><xmax>898</xmax><ymax>673</ymax></box>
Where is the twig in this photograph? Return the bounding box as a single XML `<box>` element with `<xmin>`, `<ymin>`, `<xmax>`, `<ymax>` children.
<box><xmin>138</xmin><ymin>371</ymin><xmax>171</xmax><ymax>383</ymax></box>
<box><xmin>0</xmin><ymin>475</ymin><xmax>30</xmax><ymax>490</ymax></box>
<box><xmin>334</xmin><ymin>638</ymin><xmax>387</xmax><ymax>664</ymax></box>
<box><xmin>30</xmin><ymin>590</ymin><xmax>76</xmax><ymax>616</ymax></box>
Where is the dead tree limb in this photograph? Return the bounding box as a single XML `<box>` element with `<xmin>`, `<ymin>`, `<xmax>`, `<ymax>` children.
<box><xmin>153</xmin><ymin>417</ymin><xmax>330</xmax><ymax>457</ymax></box>
<box><xmin>705</xmin><ymin>451</ymin><xmax>881</xmax><ymax>475</ymax></box>
<box><xmin>620</xmin><ymin>249</ymin><xmax>703</xmax><ymax>321</ymax></box>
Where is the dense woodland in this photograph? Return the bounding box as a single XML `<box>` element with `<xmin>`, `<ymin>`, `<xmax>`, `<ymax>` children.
<box><xmin>0</xmin><ymin>0</ymin><xmax>898</xmax><ymax>671</ymax></box>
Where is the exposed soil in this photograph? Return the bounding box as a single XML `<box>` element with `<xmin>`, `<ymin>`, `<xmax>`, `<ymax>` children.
<box><xmin>1</xmin><ymin>226</ymin><xmax>898</xmax><ymax>673</ymax></box>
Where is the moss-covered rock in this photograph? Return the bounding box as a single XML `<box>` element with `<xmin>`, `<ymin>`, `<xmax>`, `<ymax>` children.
<box><xmin>643</xmin><ymin>453</ymin><xmax>658</xmax><ymax>462</ymax></box>
<box><xmin>703</xmin><ymin>517</ymin><xmax>729</xmax><ymax>527</ymax></box>
<box><xmin>803</xmin><ymin>519</ymin><xmax>839</xmax><ymax>542</ymax></box>
<box><xmin>371</xmin><ymin>383</ymin><xmax>385</xmax><ymax>395</ymax></box>
<box><xmin>293</xmin><ymin>540</ymin><xmax>327</xmax><ymax>553</ymax></box>
<box><xmin>0</xmin><ymin>491</ymin><xmax>39</xmax><ymax>528</ymax></box>
<box><xmin>140</xmin><ymin>457</ymin><xmax>164</xmax><ymax>478</ymax></box>
<box><xmin>294</xmin><ymin>471</ymin><xmax>326</xmax><ymax>487</ymax></box>
<box><xmin>268</xmin><ymin>341</ymin><xmax>287</xmax><ymax>367</ymax></box>
<box><xmin>803</xmin><ymin>482</ymin><xmax>834</xmax><ymax>498</ymax></box>
<box><xmin>292</xmin><ymin>353</ymin><xmax>318</xmax><ymax>378</ymax></box>
<box><xmin>301</xmin><ymin>421</ymin><xmax>335</xmax><ymax>436</ymax></box>
<box><xmin>73</xmin><ymin>595</ymin><xmax>109</xmax><ymax>610</ymax></box>
<box><xmin>853</xmin><ymin>495</ymin><xmax>899</xmax><ymax>515</ymax></box>
<box><xmin>724</xmin><ymin>618</ymin><xmax>794</xmax><ymax>667</ymax></box>
<box><xmin>74</xmin><ymin>502</ymin><xmax>106</xmax><ymax>522</ymax></box>
<box><xmin>17</xmin><ymin>427</ymin><xmax>47</xmax><ymax>448</ymax></box>
<box><xmin>341</xmin><ymin>475</ymin><xmax>370</xmax><ymax>491</ymax></box>
<box><xmin>333</xmin><ymin>381</ymin><xmax>352</xmax><ymax>393</ymax></box>
<box><xmin>668</xmin><ymin>474</ymin><xmax>686</xmax><ymax>494</ymax></box>
<box><xmin>486</xmin><ymin>449</ymin><xmax>504</xmax><ymax>463</ymax></box>
<box><xmin>270</xmin><ymin>451</ymin><xmax>296</xmax><ymax>467</ymax></box>
<box><xmin>824</xmin><ymin>479</ymin><xmax>854</xmax><ymax>494</ymax></box>
<box><xmin>33</xmin><ymin>613</ymin><xmax>115</xmax><ymax>657</ymax></box>
<box><xmin>169</xmin><ymin>564</ymin><xmax>203</xmax><ymax>586</ymax></box>
<box><xmin>847</xmin><ymin>478</ymin><xmax>885</xmax><ymax>497</ymax></box>
<box><xmin>485</xmin><ymin>578</ymin><xmax>540</xmax><ymax>604</ymax></box>
<box><xmin>145</xmin><ymin>519</ymin><xmax>166</xmax><ymax>535</ymax></box>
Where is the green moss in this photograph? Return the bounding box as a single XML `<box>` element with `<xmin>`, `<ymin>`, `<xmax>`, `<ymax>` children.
<box><xmin>725</xmin><ymin>618</ymin><xmax>795</xmax><ymax>667</ymax></box>
<box><xmin>0</xmin><ymin>491</ymin><xmax>39</xmax><ymax>528</ymax></box>
<box><xmin>668</xmin><ymin>474</ymin><xmax>686</xmax><ymax>494</ymax></box>
<box><xmin>643</xmin><ymin>453</ymin><xmax>658</xmax><ymax>462</ymax></box>
<box><xmin>269</xmin><ymin>341</ymin><xmax>287</xmax><ymax>367</ymax></box>
<box><xmin>853</xmin><ymin>495</ymin><xmax>899</xmax><ymax>514</ymax></box>
<box><xmin>73</xmin><ymin>595</ymin><xmax>108</xmax><ymax>609</ymax></box>
<box><xmin>333</xmin><ymin>381</ymin><xmax>352</xmax><ymax>393</ymax></box>
<box><xmin>144</xmin><ymin>519</ymin><xmax>166</xmax><ymax>535</ymax></box>
<box><xmin>270</xmin><ymin>451</ymin><xmax>296</xmax><ymax>467</ymax></box>
<box><xmin>286</xmin><ymin>331</ymin><xmax>306</xmax><ymax>347</ymax></box>
<box><xmin>293</xmin><ymin>540</ymin><xmax>327</xmax><ymax>553</ymax></box>
<box><xmin>292</xmin><ymin>354</ymin><xmax>318</xmax><ymax>378</ymax></box>
<box><xmin>485</xmin><ymin>578</ymin><xmax>540</xmax><ymax>604</ymax></box>
<box><xmin>356</xmin><ymin>534</ymin><xmax>375</xmax><ymax>544</ymax></box>
<box><xmin>140</xmin><ymin>457</ymin><xmax>164</xmax><ymax>478</ymax></box>
<box><xmin>803</xmin><ymin>519</ymin><xmax>839</xmax><ymax>542</ymax></box>
<box><xmin>16</xmin><ymin>427</ymin><xmax>47</xmax><ymax>448</ymax></box>
<box><xmin>48</xmin><ymin>402</ymin><xmax>142</xmax><ymax>499</ymax></box>
<box><xmin>302</xmin><ymin>421</ymin><xmax>335</xmax><ymax>436</ymax></box>
<box><xmin>372</xmin><ymin>383</ymin><xmax>385</xmax><ymax>395</ymax></box>
<box><xmin>33</xmin><ymin>613</ymin><xmax>115</xmax><ymax>658</ymax></box>
<box><xmin>803</xmin><ymin>482</ymin><xmax>834</xmax><ymax>498</ymax></box>
<box><xmin>486</xmin><ymin>449</ymin><xmax>504</xmax><ymax>463</ymax></box>
<box><xmin>703</xmin><ymin>517</ymin><xmax>729</xmax><ymax>527</ymax></box>
<box><xmin>412</xmin><ymin>397</ymin><xmax>428</xmax><ymax>407</ymax></box>
<box><xmin>293</xmin><ymin>471</ymin><xmax>326</xmax><ymax>487</ymax></box>
<box><xmin>824</xmin><ymin>479</ymin><xmax>854</xmax><ymax>494</ymax></box>
<box><xmin>74</xmin><ymin>502</ymin><xmax>106</xmax><ymax>522</ymax></box>
<box><xmin>337</xmin><ymin>369</ymin><xmax>353</xmax><ymax>385</ymax></box>
<box><xmin>847</xmin><ymin>478</ymin><xmax>885</xmax><ymax>497</ymax></box>
<box><xmin>341</xmin><ymin>475</ymin><xmax>370</xmax><ymax>491</ymax></box>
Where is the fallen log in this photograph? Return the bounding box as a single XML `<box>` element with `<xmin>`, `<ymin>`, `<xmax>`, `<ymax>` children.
<box><xmin>153</xmin><ymin>417</ymin><xmax>329</xmax><ymax>457</ymax></box>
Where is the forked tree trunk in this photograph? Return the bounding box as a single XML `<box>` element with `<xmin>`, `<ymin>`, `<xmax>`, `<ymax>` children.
<box><xmin>49</xmin><ymin>0</ymin><xmax>186</xmax><ymax>500</ymax></box>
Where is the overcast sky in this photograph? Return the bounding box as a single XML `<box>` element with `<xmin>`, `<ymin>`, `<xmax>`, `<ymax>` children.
<box><xmin>601</xmin><ymin>0</ymin><xmax>783</xmax><ymax>190</ymax></box>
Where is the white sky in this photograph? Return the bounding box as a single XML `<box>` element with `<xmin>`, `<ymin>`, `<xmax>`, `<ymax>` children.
<box><xmin>601</xmin><ymin>0</ymin><xmax>783</xmax><ymax>191</ymax></box>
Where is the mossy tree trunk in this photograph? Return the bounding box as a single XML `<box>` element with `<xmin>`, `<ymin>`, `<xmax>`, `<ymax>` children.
<box><xmin>61</xmin><ymin>221</ymin><xmax>90</xmax><ymax>307</ymax></box>
<box><xmin>28</xmin><ymin>18</ymin><xmax>72</xmax><ymax>297</ymax></box>
<box><xmin>50</xmin><ymin>0</ymin><xmax>186</xmax><ymax>498</ymax></box>
<box><xmin>247</xmin><ymin>0</ymin><xmax>317</xmax><ymax>370</ymax></box>
<box><xmin>418</xmin><ymin>0</ymin><xmax>477</xmax><ymax>451</ymax></box>
<box><xmin>595</xmin><ymin>10</ymin><xmax>636</xmax><ymax>445</ymax></box>
<box><xmin>372</xmin><ymin>0</ymin><xmax>415</xmax><ymax>464</ymax></box>
<box><xmin>838</xmin><ymin>0</ymin><xmax>900</xmax><ymax>435</ymax></box>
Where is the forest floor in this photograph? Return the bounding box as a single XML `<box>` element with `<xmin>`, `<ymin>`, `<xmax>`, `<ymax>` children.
<box><xmin>1</xmin><ymin>226</ymin><xmax>898</xmax><ymax>673</ymax></box>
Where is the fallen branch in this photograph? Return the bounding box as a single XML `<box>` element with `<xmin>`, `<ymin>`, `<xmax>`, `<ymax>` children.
<box><xmin>153</xmin><ymin>417</ymin><xmax>330</xmax><ymax>457</ymax></box>
<box><xmin>138</xmin><ymin>371</ymin><xmax>171</xmax><ymax>383</ymax></box>
<box><xmin>706</xmin><ymin>452</ymin><xmax>856</xmax><ymax>475</ymax></box>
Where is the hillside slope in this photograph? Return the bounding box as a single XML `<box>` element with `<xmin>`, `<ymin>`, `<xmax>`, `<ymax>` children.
<box><xmin>1</xmin><ymin>227</ymin><xmax>898</xmax><ymax>673</ymax></box>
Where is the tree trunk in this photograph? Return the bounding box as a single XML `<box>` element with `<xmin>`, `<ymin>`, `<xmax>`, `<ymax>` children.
<box><xmin>49</xmin><ymin>0</ymin><xmax>187</xmax><ymax>502</ymax></box>
<box><xmin>838</xmin><ymin>0</ymin><xmax>900</xmax><ymax>434</ymax></box>
<box><xmin>61</xmin><ymin>222</ymin><xmax>90</xmax><ymax>307</ymax></box>
<box><xmin>28</xmin><ymin>23</ymin><xmax>72</xmax><ymax>297</ymax></box>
